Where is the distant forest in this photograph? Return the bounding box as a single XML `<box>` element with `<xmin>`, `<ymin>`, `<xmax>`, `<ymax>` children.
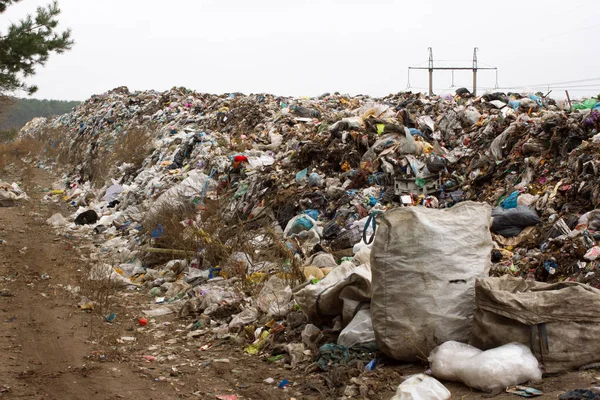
<box><xmin>0</xmin><ymin>97</ymin><xmax>80</xmax><ymax>141</ymax></box>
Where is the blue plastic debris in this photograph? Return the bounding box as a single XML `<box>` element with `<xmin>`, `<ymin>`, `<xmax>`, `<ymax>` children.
<box><xmin>365</xmin><ymin>359</ymin><xmax>377</xmax><ymax>371</ymax></box>
<box><xmin>278</xmin><ymin>379</ymin><xmax>290</xmax><ymax>389</ymax></box>
<box><xmin>151</xmin><ymin>224</ymin><xmax>164</xmax><ymax>238</ymax></box>
<box><xmin>295</xmin><ymin>168</ymin><xmax>308</xmax><ymax>181</ymax></box>
<box><xmin>501</xmin><ymin>191</ymin><xmax>519</xmax><ymax>209</ymax></box>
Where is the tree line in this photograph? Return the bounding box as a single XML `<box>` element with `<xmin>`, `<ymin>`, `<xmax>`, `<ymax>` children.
<box><xmin>0</xmin><ymin>97</ymin><xmax>80</xmax><ymax>141</ymax></box>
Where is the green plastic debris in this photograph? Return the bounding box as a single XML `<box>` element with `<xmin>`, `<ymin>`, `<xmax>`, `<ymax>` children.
<box><xmin>415</xmin><ymin>177</ymin><xmax>427</xmax><ymax>188</ymax></box>
<box><xmin>267</xmin><ymin>354</ymin><xmax>285</xmax><ymax>363</ymax></box>
<box><xmin>572</xmin><ymin>98</ymin><xmax>599</xmax><ymax>110</ymax></box>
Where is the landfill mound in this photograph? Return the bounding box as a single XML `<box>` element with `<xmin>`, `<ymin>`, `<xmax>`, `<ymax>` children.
<box><xmin>18</xmin><ymin>86</ymin><xmax>600</xmax><ymax>374</ymax></box>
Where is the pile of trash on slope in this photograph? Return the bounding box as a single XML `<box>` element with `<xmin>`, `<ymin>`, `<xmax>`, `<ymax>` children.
<box><xmin>20</xmin><ymin>86</ymin><xmax>600</xmax><ymax>397</ymax></box>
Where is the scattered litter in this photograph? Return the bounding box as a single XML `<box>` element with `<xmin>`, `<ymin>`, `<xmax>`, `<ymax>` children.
<box><xmin>507</xmin><ymin>386</ymin><xmax>543</xmax><ymax>397</ymax></box>
<box><xmin>390</xmin><ymin>374</ymin><xmax>450</xmax><ymax>400</ymax></box>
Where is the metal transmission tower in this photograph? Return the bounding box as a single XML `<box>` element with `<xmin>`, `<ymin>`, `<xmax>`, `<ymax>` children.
<box><xmin>408</xmin><ymin>47</ymin><xmax>498</xmax><ymax>96</ymax></box>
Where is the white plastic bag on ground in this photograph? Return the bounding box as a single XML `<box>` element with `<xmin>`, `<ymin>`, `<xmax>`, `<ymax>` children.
<box><xmin>148</xmin><ymin>170</ymin><xmax>215</xmax><ymax>214</ymax></box>
<box><xmin>390</xmin><ymin>374</ymin><xmax>451</xmax><ymax>400</ymax></box>
<box><xmin>88</xmin><ymin>264</ymin><xmax>138</xmax><ymax>287</ymax></box>
<box><xmin>337</xmin><ymin>309</ymin><xmax>375</xmax><ymax>348</ymax></box>
<box><xmin>103</xmin><ymin>184</ymin><xmax>123</xmax><ymax>202</ymax></box>
<box><xmin>256</xmin><ymin>276</ymin><xmax>292</xmax><ymax>317</ymax></box>
<box><xmin>0</xmin><ymin>180</ymin><xmax>28</xmax><ymax>206</ymax></box>
<box><xmin>229</xmin><ymin>306</ymin><xmax>259</xmax><ymax>329</ymax></box>
<box><xmin>428</xmin><ymin>341</ymin><xmax>542</xmax><ymax>392</ymax></box>
<box><xmin>46</xmin><ymin>213</ymin><xmax>68</xmax><ymax>227</ymax></box>
<box><xmin>464</xmin><ymin>107</ymin><xmax>481</xmax><ymax>125</ymax></box>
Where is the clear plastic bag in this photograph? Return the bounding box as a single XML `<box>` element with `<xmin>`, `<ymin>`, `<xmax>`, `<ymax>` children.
<box><xmin>428</xmin><ymin>341</ymin><xmax>542</xmax><ymax>392</ymax></box>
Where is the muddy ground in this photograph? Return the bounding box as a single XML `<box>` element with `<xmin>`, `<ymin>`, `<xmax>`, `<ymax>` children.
<box><xmin>0</xmin><ymin>163</ymin><xmax>597</xmax><ymax>400</ymax></box>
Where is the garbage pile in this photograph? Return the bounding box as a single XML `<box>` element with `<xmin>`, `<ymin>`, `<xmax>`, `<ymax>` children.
<box><xmin>18</xmin><ymin>87</ymin><xmax>600</xmax><ymax>394</ymax></box>
<box><xmin>0</xmin><ymin>180</ymin><xmax>28</xmax><ymax>207</ymax></box>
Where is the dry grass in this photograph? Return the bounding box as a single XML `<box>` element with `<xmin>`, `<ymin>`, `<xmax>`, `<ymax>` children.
<box><xmin>141</xmin><ymin>193</ymin><xmax>304</xmax><ymax>297</ymax></box>
<box><xmin>0</xmin><ymin>124</ymin><xmax>75</xmax><ymax>171</ymax></box>
<box><xmin>141</xmin><ymin>197</ymin><xmax>203</xmax><ymax>266</ymax></box>
<box><xmin>77</xmin><ymin>256</ymin><xmax>125</xmax><ymax>341</ymax></box>
<box><xmin>0</xmin><ymin>124</ymin><xmax>154</xmax><ymax>189</ymax></box>
<box><xmin>0</xmin><ymin>137</ymin><xmax>44</xmax><ymax>170</ymax></box>
<box><xmin>90</xmin><ymin>126</ymin><xmax>154</xmax><ymax>188</ymax></box>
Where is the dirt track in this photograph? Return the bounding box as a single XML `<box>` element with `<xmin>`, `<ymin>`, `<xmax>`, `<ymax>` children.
<box><xmin>0</xmin><ymin>165</ymin><xmax>181</xmax><ymax>399</ymax></box>
<box><xmin>1</xmin><ymin>164</ymin><xmax>597</xmax><ymax>400</ymax></box>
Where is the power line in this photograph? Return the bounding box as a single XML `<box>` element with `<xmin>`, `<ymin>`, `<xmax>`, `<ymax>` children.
<box><xmin>501</xmin><ymin>77</ymin><xmax>600</xmax><ymax>89</ymax></box>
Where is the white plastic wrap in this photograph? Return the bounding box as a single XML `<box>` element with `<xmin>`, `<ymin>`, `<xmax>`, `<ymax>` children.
<box><xmin>428</xmin><ymin>341</ymin><xmax>542</xmax><ymax>392</ymax></box>
<box><xmin>255</xmin><ymin>276</ymin><xmax>292</xmax><ymax>317</ymax></box>
<box><xmin>390</xmin><ymin>374</ymin><xmax>451</xmax><ymax>400</ymax></box>
<box><xmin>337</xmin><ymin>309</ymin><xmax>375</xmax><ymax>348</ymax></box>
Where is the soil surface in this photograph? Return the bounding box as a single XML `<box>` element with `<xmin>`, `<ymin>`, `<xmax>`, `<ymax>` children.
<box><xmin>0</xmin><ymin>163</ymin><xmax>597</xmax><ymax>400</ymax></box>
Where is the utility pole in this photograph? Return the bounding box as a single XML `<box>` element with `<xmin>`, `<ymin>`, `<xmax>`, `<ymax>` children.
<box><xmin>408</xmin><ymin>48</ymin><xmax>497</xmax><ymax>96</ymax></box>
<box><xmin>472</xmin><ymin>47</ymin><xmax>478</xmax><ymax>96</ymax></box>
<box><xmin>428</xmin><ymin>47</ymin><xmax>433</xmax><ymax>96</ymax></box>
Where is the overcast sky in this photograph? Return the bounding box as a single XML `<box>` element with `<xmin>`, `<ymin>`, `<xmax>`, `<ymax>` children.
<box><xmin>2</xmin><ymin>0</ymin><xmax>600</xmax><ymax>101</ymax></box>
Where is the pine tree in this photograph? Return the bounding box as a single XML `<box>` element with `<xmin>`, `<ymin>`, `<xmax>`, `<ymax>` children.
<box><xmin>0</xmin><ymin>0</ymin><xmax>73</xmax><ymax>95</ymax></box>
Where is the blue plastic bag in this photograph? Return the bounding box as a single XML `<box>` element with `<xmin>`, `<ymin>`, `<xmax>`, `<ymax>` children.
<box><xmin>501</xmin><ymin>191</ymin><xmax>519</xmax><ymax>209</ymax></box>
<box><xmin>308</xmin><ymin>172</ymin><xmax>322</xmax><ymax>187</ymax></box>
<box><xmin>509</xmin><ymin>100</ymin><xmax>521</xmax><ymax>110</ymax></box>
<box><xmin>289</xmin><ymin>216</ymin><xmax>313</xmax><ymax>235</ymax></box>
<box><xmin>408</xmin><ymin>128</ymin><xmax>423</xmax><ymax>137</ymax></box>
<box><xmin>529</xmin><ymin>93</ymin><xmax>543</xmax><ymax>107</ymax></box>
<box><xmin>295</xmin><ymin>168</ymin><xmax>308</xmax><ymax>181</ymax></box>
<box><xmin>151</xmin><ymin>224</ymin><xmax>164</xmax><ymax>238</ymax></box>
<box><xmin>303</xmin><ymin>209</ymin><xmax>319</xmax><ymax>220</ymax></box>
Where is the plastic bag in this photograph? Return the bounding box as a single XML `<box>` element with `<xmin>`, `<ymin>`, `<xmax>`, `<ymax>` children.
<box><xmin>428</xmin><ymin>341</ymin><xmax>542</xmax><ymax>392</ymax></box>
<box><xmin>229</xmin><ymin>306</ymin><xmax>259</xmax><ymax>329</ymax></box>
<box><xmin>491</xmin><ymin>206</ymin><xmax>540</xmax><ymax>238</ymax></box>
<box><xmin>578</xmin><ymin>210</ymin><xmax>600</xmax><ymax>231</ymax></box>
<box><xmin>284</xmin><ymin>214</ymin><xmax>317</xmax><ymax>237</ymax></box>
<box><xmin>256</xmin><ymin>276</ymin><xmax>292</xmax><ymax>317</ymax></box>
<box><xmin>46</xmin><ymin>213</ymin><xmax>68</xmax><ymax>227</ymax></box>
<box><xmin>518</xmin><ymin>193</ymin><xmax>540</xmax><ymax>207</ymax></box>
<box><xmin>390</xmin><ymin>374</ymin><xmax>451</xmax><ymax>400</ymax></box>
<box><xmin>337</xmin><ymin>309</ymin><xmax>375</xmax><ymax>348</ymax></box>
<box><xmin>501</xmin><ymin>191</ymin><xmax>519</xmax><ymax>209</ymax></box>
<box><xmin>585</xmin><ymin>246</ymin><xmax>600</xmax><ymax>261</ymax></box>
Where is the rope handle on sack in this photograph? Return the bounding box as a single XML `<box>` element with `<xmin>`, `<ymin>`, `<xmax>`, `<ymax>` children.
<box><xmin>363</xmin><ymin>211</ymin><xmax>382</xmax><ymax>245</ymax></box>
<box><xmin>530</xmin><ymin>323</ymin><xmax>549</xmax><ymax>362</ymax></box>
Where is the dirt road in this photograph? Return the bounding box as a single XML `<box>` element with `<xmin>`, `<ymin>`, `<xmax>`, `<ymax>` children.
<box><xmin>1</xmin><ymin>164</ymin><xmax>596</xmax><ymax>400</ymax></box>
<box><xmin>0</xmin><ymin>166</ymin><xmax>182</xmax><ymax>399</ymax></box>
